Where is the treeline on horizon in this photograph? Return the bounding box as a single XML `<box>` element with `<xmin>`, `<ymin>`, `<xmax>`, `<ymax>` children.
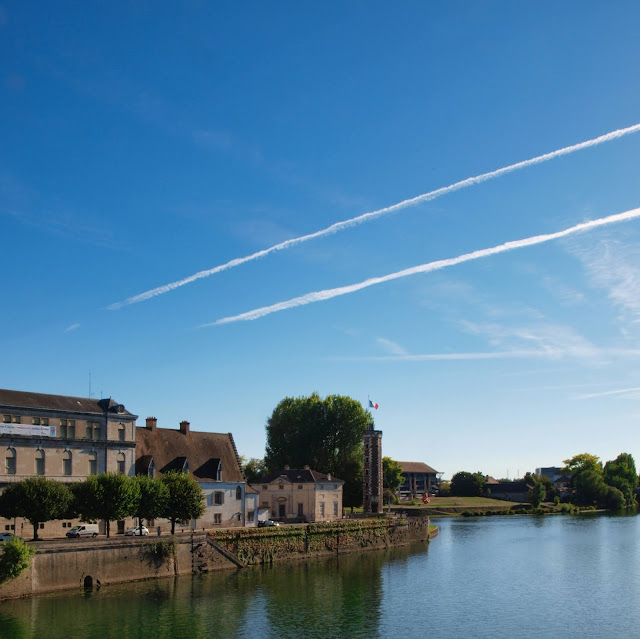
<box><xmin>445</xmin><ymin>452</ymin><xmax>639</xmax><ymax>510</ymax></box>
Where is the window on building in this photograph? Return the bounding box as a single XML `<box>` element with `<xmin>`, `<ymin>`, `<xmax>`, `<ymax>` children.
<box><xmin>319</xmin><ymin>502</ymin><xmax>325</xmax><ymax>517</ymax></box>
<box><xmin>60</xmin><ymin>419</ymin><xmax>68</xmax><ymax>438</ymax></box>
<box><xmin>5</xmin><ymin>448</ymin><xmax>16</xmax><ymax>475</ymax></box>
<box><xmin>89</xmin><ymin>452</ymin><xmax>97</xmax><ymax>475</ymax></box>
<box><xmin>35</xmin><ymin>449</ymin><xmax>45</xmax><ymax>476</ymax></box>
<box><xmin>63</xmin><ymin>450</ymin><xmax>72</xmax><ymax>476</ymax></box>
<box><xmin>216</xmin><ymin>463</ymin><xmax>222</xmax><ymax>481</ymax></box>
<box><xmin>247</xmin><ymin>511</ymin><xmax>254</xmax><ymax>522</ymax></box>
<box><xmin>262</xmin><ymin>485</ymin><xmax>268</xmax><ymax>491</ymax></box>
<box><xmin>68</xmin><ymin>420</ymin><xmax>75</xmax><ymax>439</ymax></box>
<box><xmin>297</xmin><ymin>503</ymin><xmax>304</xmax><ymax>516</ymax></box>
<box><xmin>298</xmin><ymin>485</ymin><xmax>303</xmax><ymax>489</ymax></box>
<box><xmin>12</xmin><ymin>416</ymin><xmax>21</xmax><ymax>424</ymax></box>
<box><xmin>33</xmin><ymin>417</ymin><xmax>41</xmax><ymax>425</ymax></box>
<box><xmin>93</xmin><ymin>423</ymin><xmax>101</xmax><ymax>440</ymax></box>
<box><xmin>86</xmin><ymin>423</ymin><xmax>92</xmax><ymax>439</ymax></box>
<box><xmin>117</xmin><ymin>452</ymin><xmax>125</xmax><ymax>474</ymax></box>
<box><xmin>118</xmin><ymin>423</ymin><xmax>125</xmax><ymax>442</ymax></box>
<box><xmin>148</xmin><ymin>459</ymin><xmax>155</xmax><ymax>478</ymax></box>
<box><xmin>261</xmin><ymin>501</ymin><xmax>269</xmax><ymax>508</ymax></box>
<box><xmin>2</xmin><ymin>415</ymin><xmax>10</xmax><ymax>424</ymax></box>
<box><xmin>42</xmin><ymin>418</ymin><xmax>49</xmax><ymax>427</ymax></box>
<box><xmin>333</xmin><ymin>501</ymin><xmax>338</xmax><ymax>516</ymax></box>
<box><xmin>214</xmin><ymin>514</ymin><xmax>222</xmax><ymax>524</ymax></box>
<box><xmin>236</xmin><ymin>486</ymin><xmax>242</xmax><ymax>500</ymax></box>
<box><xmin>279</xmin><ymin>484</ymin><xmax>284</xmax><ymax>490</ymax></box>
<box><xmin>214</xmin><ymin>491</ymin><xmax>224</xmax><ymax>505</ymax></box>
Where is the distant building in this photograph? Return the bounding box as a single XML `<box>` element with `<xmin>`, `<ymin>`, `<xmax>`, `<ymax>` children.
<box><xmin>252</xmin><ymin>466</ymin><xmax>343</xmax><ymax>522</ymax></box>
<box><xmin>0</xmin><ymin>388</ymin><xmax>137</xmax><ymax>537</ymax></box>
<box><xmin>535</xmin><ymin>466</ymin><xmax>570</xmax><ymax>491</ymax></box>
<box><xmin>363</xmin><ymin>422</ymin><xmax>383</xmax><ymax>514</ymax></box>
<box><xmin>136</xmin><ymin>417</ymin><xmax>257</xmax><ymax>530</ymax></box>
<box><xmin>398</xmin><ymin>462</ymin><xmax>441</xmax><ymax>499</ymax></box>
<box><xmin>485</xmin><ymin>481</ymin><xmax>532</xmax><ymax>502</ymax></box>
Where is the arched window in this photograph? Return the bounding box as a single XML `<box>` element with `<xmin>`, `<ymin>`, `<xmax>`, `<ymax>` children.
<box><xmin>35</xmin><ymin>449</ymin><xmax>45</xmax><ymax>476</ymax></box>
<box><xmin>88</xmin><ymin>452</ymin><xmax>97</xmax><ymax>475</ymax></box>
<box><xmin>63</xmin><ymin>450</ymin><xmax>72</xmax><ymax>476</ymax></box>
<box><xmin>5</xmin><ymin>448</ymin><xmax>16</xmax><ymax>475</ymax></box>
<box><xmin>236</xmin><ymin>486</ymin><xmax>242</xmax><ymax>500</ymax></box>
<box><xmin>117</xmin><ymin>452</ymin><xmax>125</xmax><ymax>474</ymax></box>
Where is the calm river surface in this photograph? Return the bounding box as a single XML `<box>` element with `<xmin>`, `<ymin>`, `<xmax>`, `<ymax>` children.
<box><xmin>1</xmin><ymin>512</ymin><xmax>639</xmax><ymax>639</ymax></box>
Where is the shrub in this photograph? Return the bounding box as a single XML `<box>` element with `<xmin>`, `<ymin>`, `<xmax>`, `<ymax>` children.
<box><xmin>0</xmin><ymin>538</ymin><xmax>36</xmax><ymax>583</ymax></box>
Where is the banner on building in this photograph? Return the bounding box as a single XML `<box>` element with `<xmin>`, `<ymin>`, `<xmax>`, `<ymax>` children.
<box><xmin>0</xmin><ymin>424</ymin><xmax>57</xmax><ymax>437</ymax></box>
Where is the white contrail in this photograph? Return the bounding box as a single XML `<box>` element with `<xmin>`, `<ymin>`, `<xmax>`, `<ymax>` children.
<box><xmin>206</xmin><ymin>207</ymin><xmax>640</xmax><ymax>326</ymax></box>
<box><xmin>108</xmin><ymin>122</ymin><xmax>640</xmax><ymax>310</ymax></box>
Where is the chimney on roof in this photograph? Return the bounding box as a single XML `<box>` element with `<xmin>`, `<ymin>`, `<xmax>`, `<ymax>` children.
<box><xmin>303</xmin><ymin>465</ymin><xmax>310</xmax><ymax>470</ymax></box>
<box><xmin>284</xmin><ymin>465</ymin><xmax>290</xmax><ymax>471</ymax></box>
<box><xmin>179</xmin><ymin>420</ymin><xmax>190</xmax><ymax>435</ymax></box>
<box><xmin>146</xmin><ymin>417</ymin><xmax>157</xmax><ymax>431</ymax></box>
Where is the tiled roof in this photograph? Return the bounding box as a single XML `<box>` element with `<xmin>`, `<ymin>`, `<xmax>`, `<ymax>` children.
<box><xmin>257</xmin><ymin>468</ymin><xmax>344</xmax><ymax>484</ymax></box>
<box><xmin>398</xmin><ymin>461</ymin><xmax>439</xmax><ymax>475</ymax></box>
<box><xmin>136</xmin><ymin>424</ymin><xmax>244</xmax><ymax>483</ymax></box>
<box><xmin>0</xmin><ymin>389</ymin><xmax>136</xmax><ymax>417</ymax></box>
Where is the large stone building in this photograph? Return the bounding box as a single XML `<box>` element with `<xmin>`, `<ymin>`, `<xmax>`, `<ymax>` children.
<box><xmin>135</xmin><ymin>417</ymin><xmax>258</xmax><ymax>530</ymax></box>
<box><xmin>253</xmin><ymin>466</ymin><xmax>344</xmax><ymax>522</ymax></box>
<box><xmin>0</xmin><ymin>388</ymin><xmax>137</xmax><ymax>537</ymax></box>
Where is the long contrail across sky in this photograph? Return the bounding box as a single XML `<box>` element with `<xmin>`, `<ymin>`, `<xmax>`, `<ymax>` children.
<box><xmin>108</xmin><ymin>122</ymin><xmax>640</xmax><ymax>310</ymax></box>
<box><xmin>205</xmin><ymin>207</ymin><xmax>640</xmax><ymax>326</ymax></box>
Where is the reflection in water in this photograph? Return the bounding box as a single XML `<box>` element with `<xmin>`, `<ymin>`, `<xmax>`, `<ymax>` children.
<box><xmin>2</xmin><ymin>515</ymin><xmax>640</xmax><ymax>639</ymax></box>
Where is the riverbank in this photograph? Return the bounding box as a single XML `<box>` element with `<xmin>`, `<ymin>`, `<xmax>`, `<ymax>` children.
<box><xmin>0</xmin><ymin>517</ymin><xmax>435</xmax><ymax>600</ymax></box>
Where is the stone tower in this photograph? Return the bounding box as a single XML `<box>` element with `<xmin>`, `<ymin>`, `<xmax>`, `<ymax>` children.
<box><xmin>363</xmin><ymin>421</ymin><xmax>383</xmax><ymax>514</ymax></box>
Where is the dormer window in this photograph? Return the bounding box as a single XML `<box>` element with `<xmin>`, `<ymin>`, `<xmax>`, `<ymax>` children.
<box><xmin>216</xmin><ymin>462</ymin><xmax>222</xmax><ymax>481</ymax></box>
<box><xmin>183</xmin><ymin>459</ymin><xmax>189</xmax><ymax>474</ymax></box>
<box><xmin>148</xmin><ymin>459</ymin><xmax>155</xmax><ymax>478</ymax></box>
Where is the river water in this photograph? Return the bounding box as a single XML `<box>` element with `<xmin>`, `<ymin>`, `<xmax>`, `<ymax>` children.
<box><xmin>1</xmin><ymin>512</ymin><xmax>639</xmax><ymax>639</ymax></box>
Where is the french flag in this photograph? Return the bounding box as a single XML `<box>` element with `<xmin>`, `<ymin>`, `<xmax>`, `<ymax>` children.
<box><xmin>369</xmin><ymin>400</ymin><xmax>379</xmax><ymax>410</ymax></box>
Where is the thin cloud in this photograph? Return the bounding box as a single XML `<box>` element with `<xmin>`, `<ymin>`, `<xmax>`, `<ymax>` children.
<box><xmin>206</xmin><ymin>207</ymin><xmax>640</xmax><ymax>326</ymax></box>
<box><xmin>376</xmin><ymin>338</ymin><xmax>408</xmax><ymax>356</ymax></box>
<box><xmin>64</xmin><ymin>323</ymin><xmax>80</xmax><ymax>332</ymax></box>
<box><xmin>108</xmin><ymin>122</ymin><xmax>640</xmax><ymax>310</ymax></box>
<box><xmin>573</xmin><ymin>386</ymin><xmax>640</xmax><ymax>400</ymax></box>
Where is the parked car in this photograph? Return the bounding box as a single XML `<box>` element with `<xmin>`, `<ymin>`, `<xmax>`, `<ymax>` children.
<box><xmin>125</xmin><ymin>526</ymin><xmax>149</xmax><ymax>536</ymax></box>
<box><xmin>66</xmin><ymin>524</ymin><xmax>99</xmax><ymax>538</ymax></box>
<box><xmin>257</xmin><ymin>520</ymin><xmax>280</xmax><ymax>527</ymax></box>
<box><xmin>0</xmin><ymin>533</ymin><xmax>21</xmax><ymax>542</ymax></box>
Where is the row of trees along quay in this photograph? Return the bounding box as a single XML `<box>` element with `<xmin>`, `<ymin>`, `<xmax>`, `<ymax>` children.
<box><xmin>0</xmin><ymin>472</ymin><xmax>205</xmax><ymax>541</ymax></box>
<box><xmin>447</xmin><ymin>452</ymin><xmax>639</xmax><ymax>510</ymax></box>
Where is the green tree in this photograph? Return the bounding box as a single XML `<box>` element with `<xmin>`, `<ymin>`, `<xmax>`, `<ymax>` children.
<box><xmin>68</xmin><ymin>475</ymin><xmax>103</xmax><ymax>522</ymax></box>
<box><xmin>264</xmin><ymin>393</ymin><xmax>372</xmax><ymax>508</ymax></box>
<box><xmin>94</xmin><ymin>473</ymin><xmax>141</xmax><ymax>538</ymax></box>
<box><xmin>450</xmin><ymin>471</ymin><xmax>486</xmax><ymax>497</ymax></box>
<box><xmin>241</xmin><ymin>457</ymin><xmax>267</xmax><ymax>484</ymax></box>
<box><xmin>161</xmin><ymin>471</ymin><xmax>206</xmax><ymax>534</ymax></box>
<box><xmin>382</xmin><ymin>457</ymin><xmax>404</xmax><ymax>494</ymax></box>
<box><xmin>603</xmin><ymin>453</ymin><xmax>638</xmax><ymax>507</ymax></box>
<box><xmin>562</xmin><ymin>453</ymin><xmax>602</xmax><ymax>483</ymax></box>
<box><xmin>0</xmin><ymin>537</ymin><xmax>35</xmax><ymax>583</ymax></box>
<box><xmin>133</xmin><ymin>475</ymin><xmax>169</xmax><ymax>529</ymax></box>
<box><xmin>0</xmin><ymin>478</ymin><xmax>72</xmax><ymax>541</ymax></box>
<box><xmin>528</xmin><ymin>481</ymin><xmax>546</xmax><ymax>508</ymax></box>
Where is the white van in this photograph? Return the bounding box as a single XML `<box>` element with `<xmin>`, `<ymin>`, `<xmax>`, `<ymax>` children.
<box><xmin>66</xmin><ymin>523</ymin><xmax>99</xmax><ymax>538</ymax></box>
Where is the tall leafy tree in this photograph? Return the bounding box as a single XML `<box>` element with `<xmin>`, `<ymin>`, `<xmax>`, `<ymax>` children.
<box><xmin>450</xmin><ymin>471</ymin><xmax>486</xmax><ymax>497</ymax></box>
<box><xmin>93</xmin><ymin>473</ymin><xmax>141</xmax><ymax>538</ymax></box>
<box><xmin>528</xmin><ymin>481</ymin><xmax>546</xmax><ymax>508</ymax></box>
<box><xmin>68</xmin><ymin>475</ymin><xmax>103</xmax><ymax>522</ymax></box>
<box><xmin>161</xmin><ymin>471</ymin><xmax>206</xmax><ymax>534</ymax></box>
<box><xmin>265</xmin><ymin>392</ymin><xmax>371</xmax><ymax>508</ymax></box>
<box><xmin>241</xmin><ymin>457</ymin><xmax>267</xmax><ymax>484</ymax></box>
<box><xmin>603</xmin><ymin>453</ymin><xmax>638</xmax><ymax>507</ymax></box>
<box><xmin>0</xmin><ymin>478</ymin><xmax>72</xmax><ymax>541</ymax></box>
<box><xmin>382</xmin><ymin>457</ymin><xmax>404</xmax><ymax>494</ymax></box>
<box><xmin>562</xmin><ymin>453</ymin><xmax>602</xmax><ymax>482</ymax></box>
<box><xmin>133</xmin><ymin>475</ymin><xmax>169</xmax><ymax>529</ymax></box>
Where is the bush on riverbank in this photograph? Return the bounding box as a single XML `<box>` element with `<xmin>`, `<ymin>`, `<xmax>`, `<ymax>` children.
<box><xmin>0</xmin><ymin>538</ymin><xmax>35</xmax><ymax>583</ymax></box>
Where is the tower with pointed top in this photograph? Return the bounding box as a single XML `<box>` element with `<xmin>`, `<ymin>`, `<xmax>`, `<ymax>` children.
<box><xmin>363</xmin><ymin>421</ymin><xmax>383</xmax><ymax>514</ymax></box>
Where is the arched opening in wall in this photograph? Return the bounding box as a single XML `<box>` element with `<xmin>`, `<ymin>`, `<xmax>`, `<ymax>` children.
<box><xmin>83</xmin><ymin>575</ymin><xmax>93</xmax><ymax>590</ymax></box>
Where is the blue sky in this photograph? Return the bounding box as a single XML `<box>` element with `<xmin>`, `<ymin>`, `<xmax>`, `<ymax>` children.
<box><xmin>2</xmin><ymin>2</ymin><xmax>640</xmax><ymax>479</ymax></box>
